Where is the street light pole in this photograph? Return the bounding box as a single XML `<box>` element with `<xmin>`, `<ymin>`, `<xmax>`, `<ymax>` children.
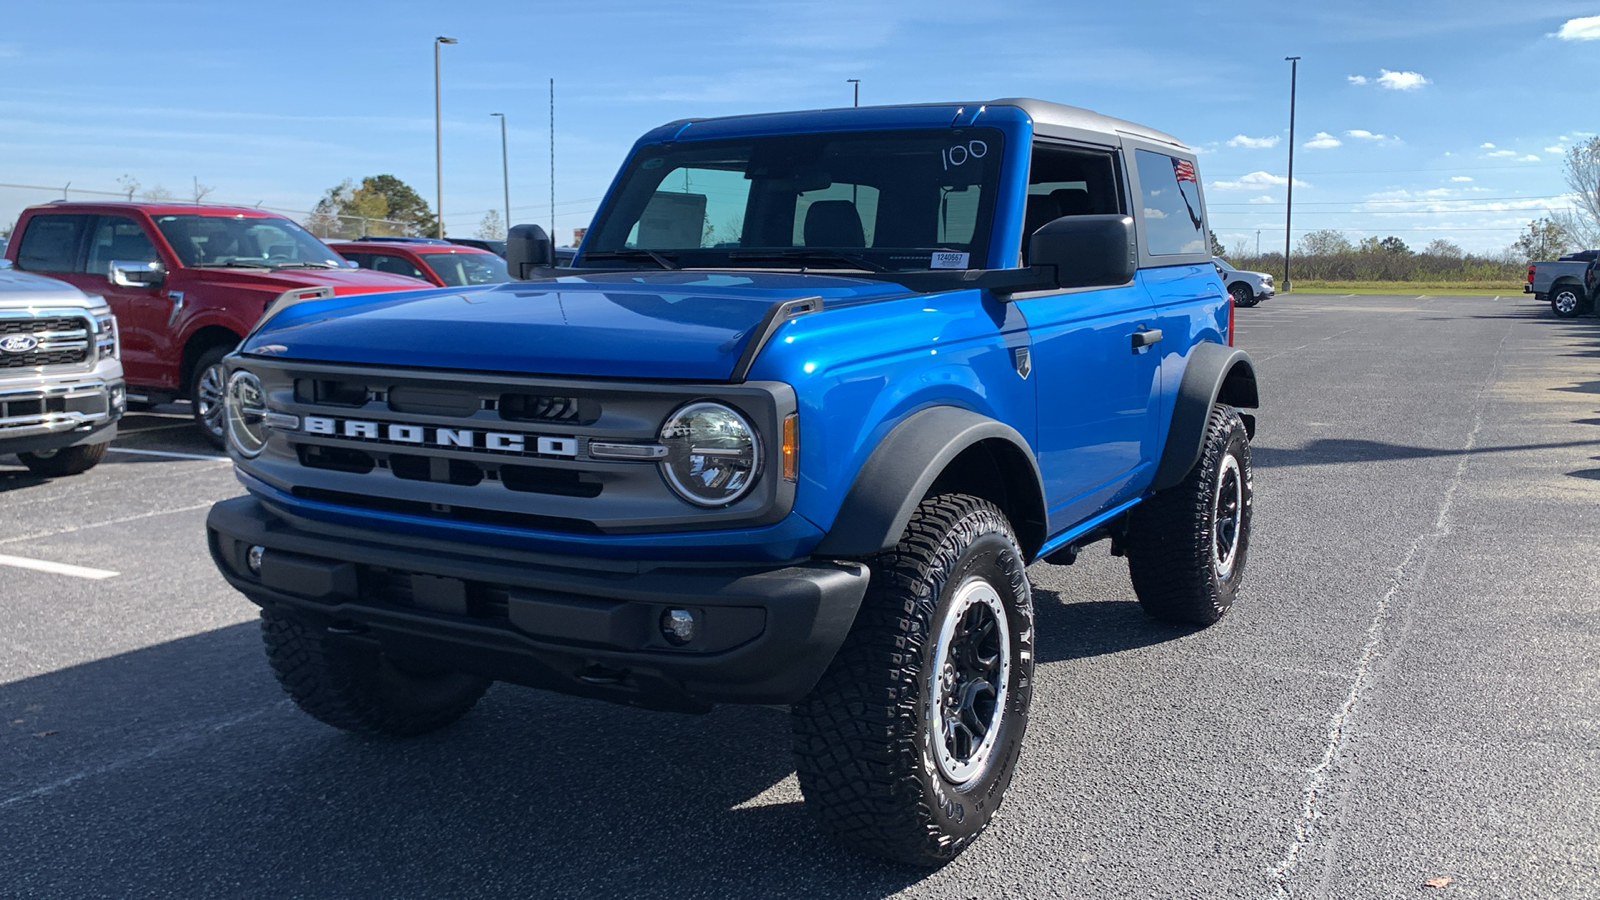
<box><xmin>434</xmin><ymin>36</ymin><xmax>457</xmax><ymax>239</ymax></box>
<box><xmin>1283</xmin><ymin>55</ymin><xmax>1300</xmax><ymax>292</ymax></box>
<box><xmin>491</xmin><ymin>112</ymin><xmax>509</xmax><ymax>236</ymax></box>
<box><xmin>847</xmin><ymin>78</ymin><xmax>860</xmax><ymax>107</ymax></box>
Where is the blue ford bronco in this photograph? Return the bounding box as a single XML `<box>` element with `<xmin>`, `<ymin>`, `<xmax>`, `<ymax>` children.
<box><xmin>207</xmin><ymin>98</ymin><xmax>1258</xmax><ymax>865</ymax></box>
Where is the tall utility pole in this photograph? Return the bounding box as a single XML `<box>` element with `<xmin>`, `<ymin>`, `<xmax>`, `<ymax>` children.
<box><xmin>491</xmin><ymin>113</ymin><xmax>510</xmax><ymax>236</ymax></box>
<box><xmin>1283</xmin><ymin>56</ymin><xmax>1300</xmax><ymax>292</ymax></box>
<box><xmin>434</xmin><ymin>36</ymin><xmax>458</xmax><ymax>238</ymax></box>
<box><xmin>847</xmin><ymin>78</ymin><xmax>860</xmax><ymax>107</ymax></box>
<box><xmin>549</xmin><ymin>78</ymin><xmax>556</xmax><ymax>242</ymax></box>
<box><xmin>1256</xmin><ymin>229</ymin><xmax>1261</xmax><ymax>256</ymax></box>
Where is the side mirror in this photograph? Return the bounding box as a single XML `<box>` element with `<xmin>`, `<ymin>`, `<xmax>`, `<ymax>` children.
<box><xmin>0</xmin><ymin>259</ymin><xmax>12</xmax><ymax>270</ymax></box>
<box><xmin>505</xmin><ymin>224</ymin><xmax>554</xmax><ymax>280</ymax></box>
<box><xmin>109</xmin><ymin>260</ymin><xmax>165</xmax><ymax>288</ymax></box>
<box><xmin>1028</xmin><ymin>215</ymin><xmax>1136</xmax><ymax>289</ymax></box>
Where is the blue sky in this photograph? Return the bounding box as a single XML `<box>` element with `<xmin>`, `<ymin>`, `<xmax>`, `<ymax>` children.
<box><xmin>2</xmin><ymin>0</ymin><xmax>1596</xmax><ymax>254</ymax></box>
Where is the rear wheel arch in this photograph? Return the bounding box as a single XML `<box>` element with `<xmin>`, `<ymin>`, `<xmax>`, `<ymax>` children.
<box><xmin>1152</xmin><ymin>342</ymin><xmax>1258</xmax><ymax>493</ymax></box>
<box><xmin>812</xmin><ymin>407</ymin><xmax>1047</xmax><ymax>561</ymax></box>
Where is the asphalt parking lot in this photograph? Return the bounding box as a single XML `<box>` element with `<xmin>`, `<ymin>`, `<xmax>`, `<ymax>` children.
<box><xmin>2</xmin><ymin>292</ymin><xmax>1597</xmax><ymax>899</ymax></box>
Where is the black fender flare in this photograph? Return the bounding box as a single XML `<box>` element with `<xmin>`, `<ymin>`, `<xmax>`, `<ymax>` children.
<box><xmin>812</xmin><ymin>407</ymin><xmax>1046</xmax><ymax>559</ymax></box>
<box><xmin>1151</xmin><ymin>342</ymin><xmax>1259</xmax><ymax>493</ymax></box>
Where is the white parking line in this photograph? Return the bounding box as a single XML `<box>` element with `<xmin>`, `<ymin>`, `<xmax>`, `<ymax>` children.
<box><xmin>106</xmin><ymin>447</ymin><xmax>227</xmax><ymax>461</ymax></box>
<box><xmin>0</xmin><ymin>553</ymin><xmax>118</xmax><ymax>580</ymax></box>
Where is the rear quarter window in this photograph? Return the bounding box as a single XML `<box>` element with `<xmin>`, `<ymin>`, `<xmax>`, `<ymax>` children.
<box><xmin>1134</xmin><ymin>149</ymin><xmax>1206</xmax><ymax>257</ymax></box>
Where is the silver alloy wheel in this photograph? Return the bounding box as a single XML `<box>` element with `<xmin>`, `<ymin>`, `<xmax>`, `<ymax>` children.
<box><xmin>929</xmin><ymin>577</ymin><xmax>1011</xmax><ymax>785</ymax></box>
<box><xmin>1553</xmin><ymin>288</ymin><xmax>1580</xmax><ymax>315</ymax></box>
<box><xmin>196</xmin><ymin>362</ymin><xmax>227</xmax><ymax>437</ymax></box>
<box><xmin>1213</xmin><ymin>453</ymin><xmax>1243</xmax><ymax>580</ymax></box>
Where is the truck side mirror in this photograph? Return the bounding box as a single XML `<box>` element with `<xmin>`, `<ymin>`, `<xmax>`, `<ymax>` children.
<box><xmin>109</xmin><ymin>260</ymin><xmax>165</xmax><ymax>288</ymax></box>
<box><xmin>1028</xmin><ymin>215</ymin><xmax>1136</xmax><ymax>289</ymax></box>
<box><xmin>505</xmin><ymin>224</ymin><xmax>554</xmax><ymax>280</ymax></box>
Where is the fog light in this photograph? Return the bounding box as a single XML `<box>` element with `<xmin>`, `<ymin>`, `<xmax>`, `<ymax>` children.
<box><xmin>247</xmin><ymin>545</ymin><xmax>264</xmax><ymax>575</ymax></box>
<box><xmin>661</xmin><ymin>608</ymin><xmax>696</xmax><ymax>645</ymax></box>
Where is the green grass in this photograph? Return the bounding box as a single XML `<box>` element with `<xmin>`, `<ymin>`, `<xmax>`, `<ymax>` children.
<box><xmin>1285</xmin><ymin>280</ymin><xmax>1524</xmax><ymax>297</ymax></box>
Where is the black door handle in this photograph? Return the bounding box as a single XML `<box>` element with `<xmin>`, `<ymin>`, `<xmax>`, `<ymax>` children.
<box><xmin>1131</xmin><ymin>328</ymin><xmax>1163</xmax><ymax>351</ymax></box>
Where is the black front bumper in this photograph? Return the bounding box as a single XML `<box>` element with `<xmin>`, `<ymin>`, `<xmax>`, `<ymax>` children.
<box><xmin>207</xmin><ymin>496</ymin><xmax>871</xmax><ymax>711</ymax></box>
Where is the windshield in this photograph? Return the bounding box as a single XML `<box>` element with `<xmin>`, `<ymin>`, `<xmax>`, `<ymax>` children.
<box><xmin>153</xmin><ymin>214</ymin><xmax>344</xmax><ymax>268</ymax></box>
<box><xmin>582</xmin><ymin>128</ymin><xmax>1004</xmax><ymax>272</ymax></box>
<box><xmin>419</xmin><ymin>251</ymin><xmax>510</xmax><ymax>286</ymax></box>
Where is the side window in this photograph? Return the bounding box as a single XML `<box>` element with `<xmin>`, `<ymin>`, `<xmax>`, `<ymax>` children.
<box><xmin>1022</xmin><ymin>143</ymin><xmax>1122</xmax><ymax>263</ymax></box>
<box><xmin>15</xmin><ymin>214</ymin><xmax>92</xmax><ymax>273</ymax></box>
<box><xmin>341</xmin><ymin>252</ymin><xmax>372</xmax><ymax>269</ymax></box>
<box><xmin>86</xmin><ymin>216</ymin><xmax>159</xmax><ymax>276</ymax></box>
<box><xmin>371</xmin><ymin>254</ymin><xmax>425</xmax><ymax>280</ymax></box>
<box><xmin>1134</xmin><ymin>149</ymin><xmax>1206</xmax><ymax>256</ymax></box>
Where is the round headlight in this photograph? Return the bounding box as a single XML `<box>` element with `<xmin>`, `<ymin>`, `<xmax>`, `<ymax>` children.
<box><xmin>659</xmin><ymin>401</ymin><xmax>761</xmax><ymax>507</ymax></box>
<box><xmin>226</xmin><ymin>369</ymin><xmax>269</xmax><ymax>457</ymax></box>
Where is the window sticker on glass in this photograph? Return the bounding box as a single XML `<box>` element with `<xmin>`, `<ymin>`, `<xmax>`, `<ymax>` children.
<box><xmin>931</xmin><ymin>251</ymin><xmax>970</xmax><ymax>269</ymax></box>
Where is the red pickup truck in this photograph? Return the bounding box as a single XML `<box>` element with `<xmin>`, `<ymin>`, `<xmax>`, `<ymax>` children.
<box><xmin>3</xmin><ymin>202</ymin><xmax>425</xmax><ymax>445</ymax></box>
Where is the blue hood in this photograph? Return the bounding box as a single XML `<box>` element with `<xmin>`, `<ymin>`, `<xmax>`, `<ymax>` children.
<box><xmin>241</xmin><ymin>272</ymin><xmax>913</xmax><ymax>380</ymax></box>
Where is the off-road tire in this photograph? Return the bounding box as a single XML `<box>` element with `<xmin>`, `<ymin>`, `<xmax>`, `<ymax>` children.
<box><xmin>1125</xmin><ymin>404</ymin><xmax>1253</xmax><ymax>626</ymax></box>
<box><xmin>17</xmin><ymin>442</ymin><xmax>108</xmax><ymax>477</ymax></box>
<box><xmin>260</xmin><ymin>607</ymin><xmax>490</xmax><ymax>736</ymax></box>
<box><xmin>1550</xmin><ymin>284</ymin><xmax>1584</xmax><ymax>318</ymax></box>
<box><xmin>792</xmin><ymin>493</ymin><xmax>1034</xmax><ymax>867</ymax></box>
<box><xmin>190</xmin><ymin>344</ymin><xmax>232</xmax><ymax>449</ymax></box>
<box><xmin>1229</xmin><ymin>282</ymin><xmax>1258</xmax><ymax>308</ymax></box>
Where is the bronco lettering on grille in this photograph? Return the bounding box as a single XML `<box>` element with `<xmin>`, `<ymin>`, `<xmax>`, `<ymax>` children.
<box><xmin>299</xmin><ymin>415</ymin><xmax>578</xmax><ymax>457</ymax></box>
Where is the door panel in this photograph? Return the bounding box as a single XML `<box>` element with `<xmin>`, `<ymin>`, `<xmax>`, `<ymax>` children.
<box><xmin>1015</xmin><ymin>281</ymin><xmax>1161</xmax><ymax>533</ymax></box>
<box><xmin>84</xmin><ymin>215</ymin><xmax>172</xmax><ymax>386</ymax></box>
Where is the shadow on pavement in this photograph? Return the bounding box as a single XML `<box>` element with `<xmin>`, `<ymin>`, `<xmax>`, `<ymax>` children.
<box><xmin>1252</xmin><ymin>437</ymin><xmax>1600</xmax><ymax>468</ymax></box>
<box><xmin>1031</xmin><ymin>593</ymin><xmax>1195</xmax><ymax>664</ymax></box>
<box><xmin>0</xmin><ymin>621</ymin><xmax>933</xmax><ymax>899</ymax></box>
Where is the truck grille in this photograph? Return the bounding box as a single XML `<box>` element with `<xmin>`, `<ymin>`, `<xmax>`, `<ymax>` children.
<box><xmin>0</xmin><ymin>315</ymin><xmax>92</xmax><ymax>369</ymax></box>
<box><xmin>239</xmin><ymin>360</ymin><xmax>792</xmax><ymax>536</ymax></box>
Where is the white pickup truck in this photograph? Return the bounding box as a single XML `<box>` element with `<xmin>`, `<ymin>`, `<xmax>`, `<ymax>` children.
<box><xmin>1525</xmin><ymin>250</ymin><xmax>1597</xmax><ymax>318</ymax></box>
<box><xmin>0</xmin><ymin>260</ymin><xmax>125</xmax><ymax>475</ymax></box>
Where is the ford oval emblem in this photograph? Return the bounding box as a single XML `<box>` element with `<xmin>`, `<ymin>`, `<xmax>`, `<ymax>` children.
<box><xmin>0</xmin><ymin>335</ymin><xmax>39</xmax><ymax>354</ymax></box>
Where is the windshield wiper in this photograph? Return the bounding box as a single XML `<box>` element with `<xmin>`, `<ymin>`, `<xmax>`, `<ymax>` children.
<box><xmin>270</xmin><ymin>261</ymin><xmax>342</xmax><ymax>269</ymax></box>
<box><xmin>725</xmin><ymin>248</ymin><xmax>887</xmax><ymax>272</ymax></box>
<box><xmin>582</xmin><ymin>248</ymin><xmax>679</xmax><ymax>270</ymax></box>
<box><xmin>194</xmin><ymin>261</ymin><xmax>272</xmax><ymax>269</ymax></box>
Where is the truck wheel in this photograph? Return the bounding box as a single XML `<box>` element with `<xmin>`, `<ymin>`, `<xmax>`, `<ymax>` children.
<box><xmin>260</xmin><ymin>607</ymin><xmax>490</xmax><ymax>736</ymax></box>
<box><xmin>791</xmin><ymin>493</ymin><xmax>1034</xmax><ymax>866</ymax></box>
<box><xmin>17</xmin><ymin>443</ymin><xmax>108</xmax><ymax>477</ymax></box>
<box><xmin>1550</xmin><ymin>285</ymin><xmax>1583</xmax><ymax>318</ymax></box>
<box><xmin>1229</xmin><ymin>282</ymin><xmax>1257</xmax><ymax>307</ymax></box>
<box><xmin>190</xmin><ymin>345</ymin><xmax>232</xmax><ymax>449</ymax></box>
<box><xmin>1125</xmin><ymin>404</ymin><xmax>1252</xmax><ymax>626</ymax></box>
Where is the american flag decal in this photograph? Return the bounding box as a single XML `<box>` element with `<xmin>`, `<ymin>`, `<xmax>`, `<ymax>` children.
<box><xmin>1172</xmin><ymin>158</ymin><xmax>1197</xmax><ymax>183</ymax></box>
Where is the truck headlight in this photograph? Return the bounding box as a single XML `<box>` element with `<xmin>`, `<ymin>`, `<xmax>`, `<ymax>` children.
<box><xmin>658</xmin><ymin>401</ymin><xmax>760</xmax><ymax>506</ymax></box>
<box><xmin>226</xmin><ymin>369</ymin><xmax>269</xmax><ymax>457</ymax></box>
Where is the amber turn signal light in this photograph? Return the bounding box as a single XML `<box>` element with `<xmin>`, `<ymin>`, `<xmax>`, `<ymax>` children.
<box><xmin>782</xmin><ymin>413</ymin><xmax>799</xmax><ymax>481</ymax></box>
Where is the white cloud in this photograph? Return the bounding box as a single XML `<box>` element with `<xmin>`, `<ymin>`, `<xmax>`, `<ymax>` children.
<box><xmin>1347</xmin><ymin>75</ymin><xmax>1369</xmax><ymax>85</ymax></box>
<box><xmin>1480</xmin><ymin>142</ymin><xmax>1496</xmax><ymax>149</ymax></box>
<box><xmin>1346</xmin><ymin>129</ymin><xmax>1380</xmax><ymax>139</ymax></box>
<box><xmin>1451</xmin><ymin>176</ymin><xmax>1474</xmax><ymax>182</ymax></box>
<box><xmin>1545</xmin><ymin>145</ymin><xmax>1565</xmax><ymax>153</ymax></box>
<box><xmin>1487</xmin><ymin>149</ymin><xmax>1517</xmax><ymax>157</ymax></box>
<box><xmin>1520</xmin><ymin>154</ymin><xmax>1541</xmax><ymax>162</ymax></box>
<box><xmin>1248</xmin><ymin>195</ymin><xmax>1277</xmax><ymax>204</ymax></box>
<box><xmin>1377</xmin><ymin>69</ymin><xmax>1430</xmax><ymax>90</ymax></box>
<box><xmin>1143</xmin><ymin>207</ymin><xmax>1168</xmax><ymax>220</ymax></box>
<box><xmin>1554</xmin><ymin>15</ymin><xmax>1600</xmax><ymax>40</ymax></box>
<box><xmin>1227</xmin><ymin>134</ymin><xmax>1280</xmax><ymax>149</ymax></box>
<box><xmin>1208</xmin><ymin>171</ymin><xmax>1309</xmax><ymax>190</ymax></box>
<box><xmin>1304</xmin><ymin>131</ymin><xmax>1342</xmax><ymax>149</ymax></box>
